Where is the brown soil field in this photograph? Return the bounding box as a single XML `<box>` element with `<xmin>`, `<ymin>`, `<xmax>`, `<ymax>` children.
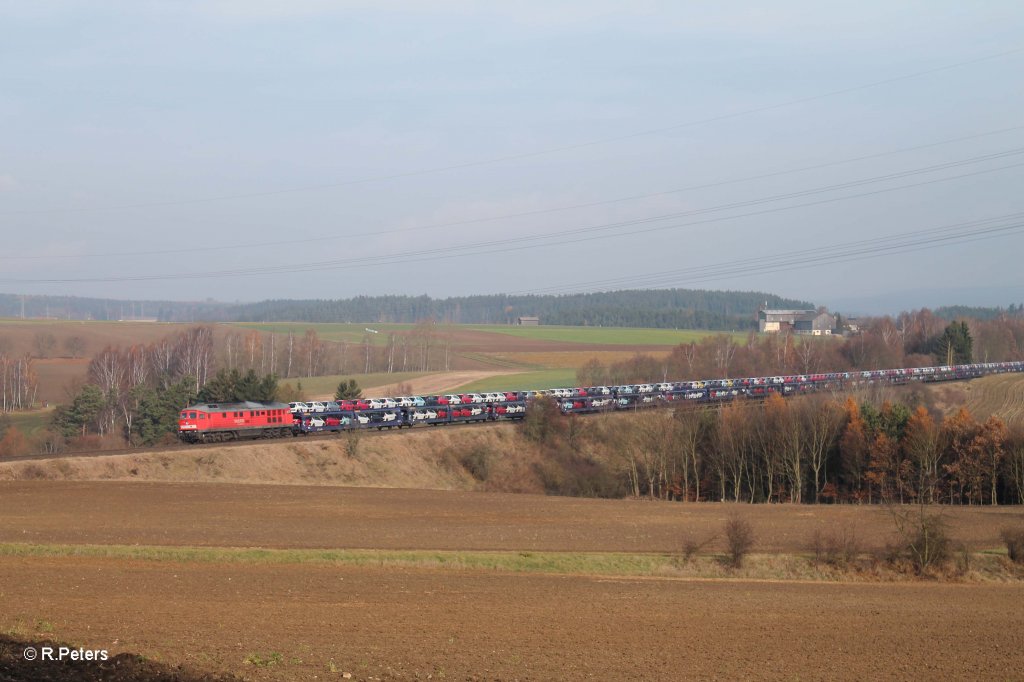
<box><xmin>0</xmin><ymin>319</ymin><xmax>206</xmax><ymax>358</ymax></box>
<box><xmin>32</xmin><ymin>358</ymin><xmax>90</xmax><ymax>404</ymax></box>
<box><xmin>0</xmin><ymin>320</ymin><xmax>231</xmax><ymax>405</ymax></box>
<box><xmin>1</xmin><ymin>481</ymin><xmax>1021</xmax><ymax>553</ymax></box>
<box><xmin>1</xmin><ymin>481</ymin><xmax>1023</xmax><ymax>680</ymax></box>
<box><xmin>1</xmin><ymin>556</ymin><xmax>1022</xmax><ymax>681</ymax></box>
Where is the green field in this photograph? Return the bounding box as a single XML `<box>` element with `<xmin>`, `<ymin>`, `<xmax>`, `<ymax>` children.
<box><xmin>454</xmin><ymin>369</ymin><xmax>580</xmax><ymax>393</ymax></box>
<box><xmin>232</xmin><ymin>322</ymin><xmax>744</xmax><ymax>347</ymax></box>
<box><xmin>285</xmin><ymin>372</ymin><xmax>430</xmax><ymax>397</ymax></box>
<box><xmin>2</xmin><ymin>409</ymin><xmax>53</xmax><ymax>437</ymax></box>
<box><xmin>464</xmin><ymin>325</ymin><xmax>745</xmax><ymax>345</ymax></box>
<box><xmin>231</xmin><ymin>323</ymin><xmax>416</xmax><ymax>345</ymax></box>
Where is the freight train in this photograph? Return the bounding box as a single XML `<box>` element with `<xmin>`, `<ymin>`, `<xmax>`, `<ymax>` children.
<box><xmin>177</xmin><ymin>361</ymin><xmax>1024</xmax><ymax>443</ymax></box>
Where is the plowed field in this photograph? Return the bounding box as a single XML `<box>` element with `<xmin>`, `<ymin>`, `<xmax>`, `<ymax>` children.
<box><xmin>2</xmin><ymin>557</ymin><xmax>1022</xmax><ymax>681</ymax></box>
<box><xmin>2</xmin><ymin>482</ymin><xmax>1023</xmax><ymax>681</ymax></box>
<box><xmin>1</xmin><ymin>481</ymin><xmax>1022</xmax><ymax>552</ymax></box>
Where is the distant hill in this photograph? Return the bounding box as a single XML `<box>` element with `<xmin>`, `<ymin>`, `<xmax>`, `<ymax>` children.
<box><xmin>230</xmin><ymin>290</ymin><xmax>814</xmax><ymax>329</ymax></box>
<box><xmin>934</xmin><ymin>304</ymin><xmax>1024</xmax><ymax>321</ymax></box>
<box><xmin>0</xmin><ymin>289</ymin><xmax>813</xmax><ymax>331</ymax></box>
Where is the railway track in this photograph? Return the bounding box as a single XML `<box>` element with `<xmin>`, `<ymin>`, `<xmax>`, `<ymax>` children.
<box><xmin>4</xmin><ymin>361</ymin><xmax>1022</xmax><ymax>465</ymax></box>
<box><xmin>1</xmin><ymin>419</ymin><xmax>506</xmax><ymax>465</ymax></box>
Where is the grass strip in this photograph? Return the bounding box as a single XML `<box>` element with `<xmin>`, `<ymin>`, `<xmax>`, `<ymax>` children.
<box><xmin>2</xmin><ymin>543</ymin><xmax>1016</xmax><ymax>582</ymax></box>
<box><xmin>0</xmin><ymin>542</ymin><xmax>674</xmax><ymax>575</ymax></box>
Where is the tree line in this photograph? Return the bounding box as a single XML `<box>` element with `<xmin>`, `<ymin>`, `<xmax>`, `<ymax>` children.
<box><xmin>577</xmin><ymin>313</ymin><xmax>1024</xmax><ymax>387</ymax></box>
<box><xmin>37</xmin><ymin>320</ymin><xmax>454</xmax><ymax>448</ymax></box>
<box><xmin>0</xmin><ymin>353</ymin><xmax>37</xmax><ymax>413</ymax></box>
<box><xmin>515</xmin><ymin>395</ymin><xmax>1024</xmax><ymax>505</ymax></box>
<box><xmin>5</xmin><ymin>306</ymin><xmax>1024</xmax><ymax>463</ymax></box>
<box><xmin>1</xmin><ymin>289</ymin><xmax>813</xmax><ymax>329</ymax></box>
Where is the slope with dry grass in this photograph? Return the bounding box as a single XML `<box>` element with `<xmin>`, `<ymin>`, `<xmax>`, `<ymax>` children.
<box><xmin>923</xmin><ymin>373</ymin><xmax>1024</xmax><ymax>429</ymax></box>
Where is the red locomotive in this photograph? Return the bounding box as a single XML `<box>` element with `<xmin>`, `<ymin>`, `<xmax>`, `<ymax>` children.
<box><xmin>178</xmin><ymin>401</ymin><xmax>293</xmax><ymax>443</ymax></box>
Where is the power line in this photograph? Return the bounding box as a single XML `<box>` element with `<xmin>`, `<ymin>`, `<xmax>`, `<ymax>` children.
<box><xmin>2</xmin><ymin>155</ymin><xmax>1021</xmax><ymax>284</ymax></box>
<box><xmin>15</xmin><ymin>213</ymin><xmax>1023</xmax><ymax>327</ymax></box>
<box><xmin>509</xmin><ymin>214</ymin><xmax>1024</xmax><ymax>295</ymax></box>
<box><xmin>3</xmin><ymin>46</ymin><xmax>1021</xmax><ymax>217</ymax></box>
<box><xmin>5</xmin><ymin>124</ymin><xmax>1023</xmax><ymax>261</ymax></box>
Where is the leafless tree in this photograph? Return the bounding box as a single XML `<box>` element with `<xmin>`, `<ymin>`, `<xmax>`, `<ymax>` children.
<box><xmin>244</xmin><ymin>331</ymin><xmax>262</xmax><ymax>371</ymax></box>
<box><xmin>386</xmin><ymin>333</ymin><xmax>397</xmax><ymax>374</ymax></box>
<box><xmin>32</xmin><ymin>332</ymin><xmax>57</xmax><ymax>358</ymax></box>
<box><xmin>800</xmin><ymin>397</ymin><xmax>844</xmax><ymax>502</ymax></box>
<box><xmin>0</xmin><ymin>354</ymin><xmax>38</xmax><ymax>412</ymax></box>
<box><xmin>285</xmin><ymin>331</ymin><xmax>294</xmax><ymax>378</ymax></box>
<box><xmin>174</xmin><ymin>326</ymin><xmax>214</xmax><ymax>392</ymax></box>
<box><xmin>673</xmin><ymin>407</ymin><xmax>704</xmax><ymax>501</ymax></box>
<box><xmin>713</xmin><ymin>335</ymin><xmax>737</xmax><ymax>378</ymax></box>
<box><xmin>795</xmin><ymin>337</ymin><xmax>824</xmax><ymax>375</ymax></box>
<box><xmin>1008</xmin><ymin>431</ymin><xmax>1024</xmax><ymax>504</ymax></box>
<box><xmin>149</xmin><ymin>338</ymin><xmax>175</xmax><ymax>388</ymax></box>
<box><xmin>903</xmin><ymin>406</ymin><xmax>943</xmax><ymax>503</ymax></box>
<box><xmin>88</xmin><ymin>346</ymin><xmax>125</xmax><ymax>435</ymax></box>
<box><xmin>223</xmin><ymin>331</ymin><xmax>242</xmax><ymax>369</ymax></box>
<box><xmin>125</xmin><ymin>344</ymin><xmax>148</xmax><ymax>389</ymax></box>
<box><xmin>63</xmin><ymin>335</ymin><xmax>87</xmax><ymax>358</ymax></box>
<box><xmin>268</xmin><ymin>332</ymin><xmax>276</xmax><ymax>376</ymax></box>
<box><xmin>302</xmin><ymin>329</ymin><xmax>321</xmax><ymax>377</ymax></box>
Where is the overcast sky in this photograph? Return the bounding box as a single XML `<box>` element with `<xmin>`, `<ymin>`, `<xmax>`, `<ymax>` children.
<box><xmin>1</xmin><ymin>1</ymin><xmax>1023</xmax><ymax>313</ymax></box>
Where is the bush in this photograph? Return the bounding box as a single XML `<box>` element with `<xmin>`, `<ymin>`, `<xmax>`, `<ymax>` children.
<box><xmin>0</xmin><ymin>427</ymin><xmax>28</xmax><ymax>458</ymax></box>
<box><xmin>725</xmin><ymin>517</ymin><xmax>754</xmax><ymax>569</ymax></box>
<box><xmin>344</xmin><ymin>431</ymin><xmax>360</xmax><ymax>459</ymax></box>
<box><xmin>1001</xmin><ymin>527</ymin><xmax>1024</xmax><ymax>564</ymax></box>
<box><xmin>810</xmin><ymin>525</ymin><xmax>860</xmax><ymax>569</ymax></box>
<box><xmin>459</xmin><ymin>445</ymin><xmax>492</xmax><ymax>481</ymax></box>
<box><xmin>889</xmin><ymin>504</ymin><xmax>952</xmax><ymax>575</ymax></box>
<box><xmin>680</xmin><ymin>532</ymin><xmax>717</xmax><ymax>564</ymax></box>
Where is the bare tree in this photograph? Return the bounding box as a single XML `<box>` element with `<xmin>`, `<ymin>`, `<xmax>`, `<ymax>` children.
<box><xmin>673</xmin><ymin>407</ymin><xmax>705</xmax><ymax>501</ymax></box>
<box><xmin>285</xmin><ymin>331</ymin><xmax>294</xmax><ymax>378</ymax></box>
<box><xmin>268</xmin><ymin>332</ymin><xmax>276</xmax><ymax>376</ymax></box>
<box><xmin>386</xmin><ymin>333</ymin><xmax>397</xmax><ymax>374</ymax></box>
<box><xmin>0</xmin><ymin>354</ymin><xmax>38</xmax><ymax>412</ymax></box>
<box><xmin>174</xmin><ymin>327</ymin><xmax>214</xmax><ymax>393</ymax></box>
<box><xmin>1008</xmin><ymin>431</ymin><xmax>1024</xmax><ymax>504</ymax></box>
<box><xmin>713</xmin><ymin>335</ymin><xmax>737</xmax><ymax>378</ymax></box>
<box><xmin>409</xmin><ymin>319</ymin><xmax>437</xmax><ymax>371</ymax></box>
<box><xmin>801</xmin><ymin>397</ymin><xmax>844</xmax><ymax>502</ymax></box>
<box><xmin>223</xmin><ymin>331</ymin><xmax>242</xmax><ymax>369</ymax></box>
<box><xmin>63</xmin><ymin>335</ymin><xmax>87</xmax><ymax>358</ymax></box>
<box><xmin>795</xmin><ymin>338</ymin><xmax>823</xmax><ymax>375</ymax></box>
<box><xmin>32</xmin><ymin>332</ymin><xmax>57</xmax><ymax>358</ymax></box>
<box><xmin>903</xmin><ymin>406</ymin><xmax>942</xmax><ymax>502</ymax></box>
<box><xmin>125</xmin><ymin>344</ymin><xmax>148</xmax><ymax>389</ymax></box>
<box><xmin>88</xmin><ymin>346</ymin><xmax>126</xmax><ymax>435</ymax></box>
<box><xmin>244</xmin><ymin>330</ymin><xmax>262</xmax><ymax>371</ymax></box>
<box><xmin>302</xmin><ymin>329</ymin><xmax>321</xmax><ymax>377</ymax></box>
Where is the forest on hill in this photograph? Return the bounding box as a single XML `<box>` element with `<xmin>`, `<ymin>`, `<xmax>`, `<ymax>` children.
<box><xmin>0</xmin><ymin>289</ymin><xmax>812</xmax><ymax>330</ymax></box>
